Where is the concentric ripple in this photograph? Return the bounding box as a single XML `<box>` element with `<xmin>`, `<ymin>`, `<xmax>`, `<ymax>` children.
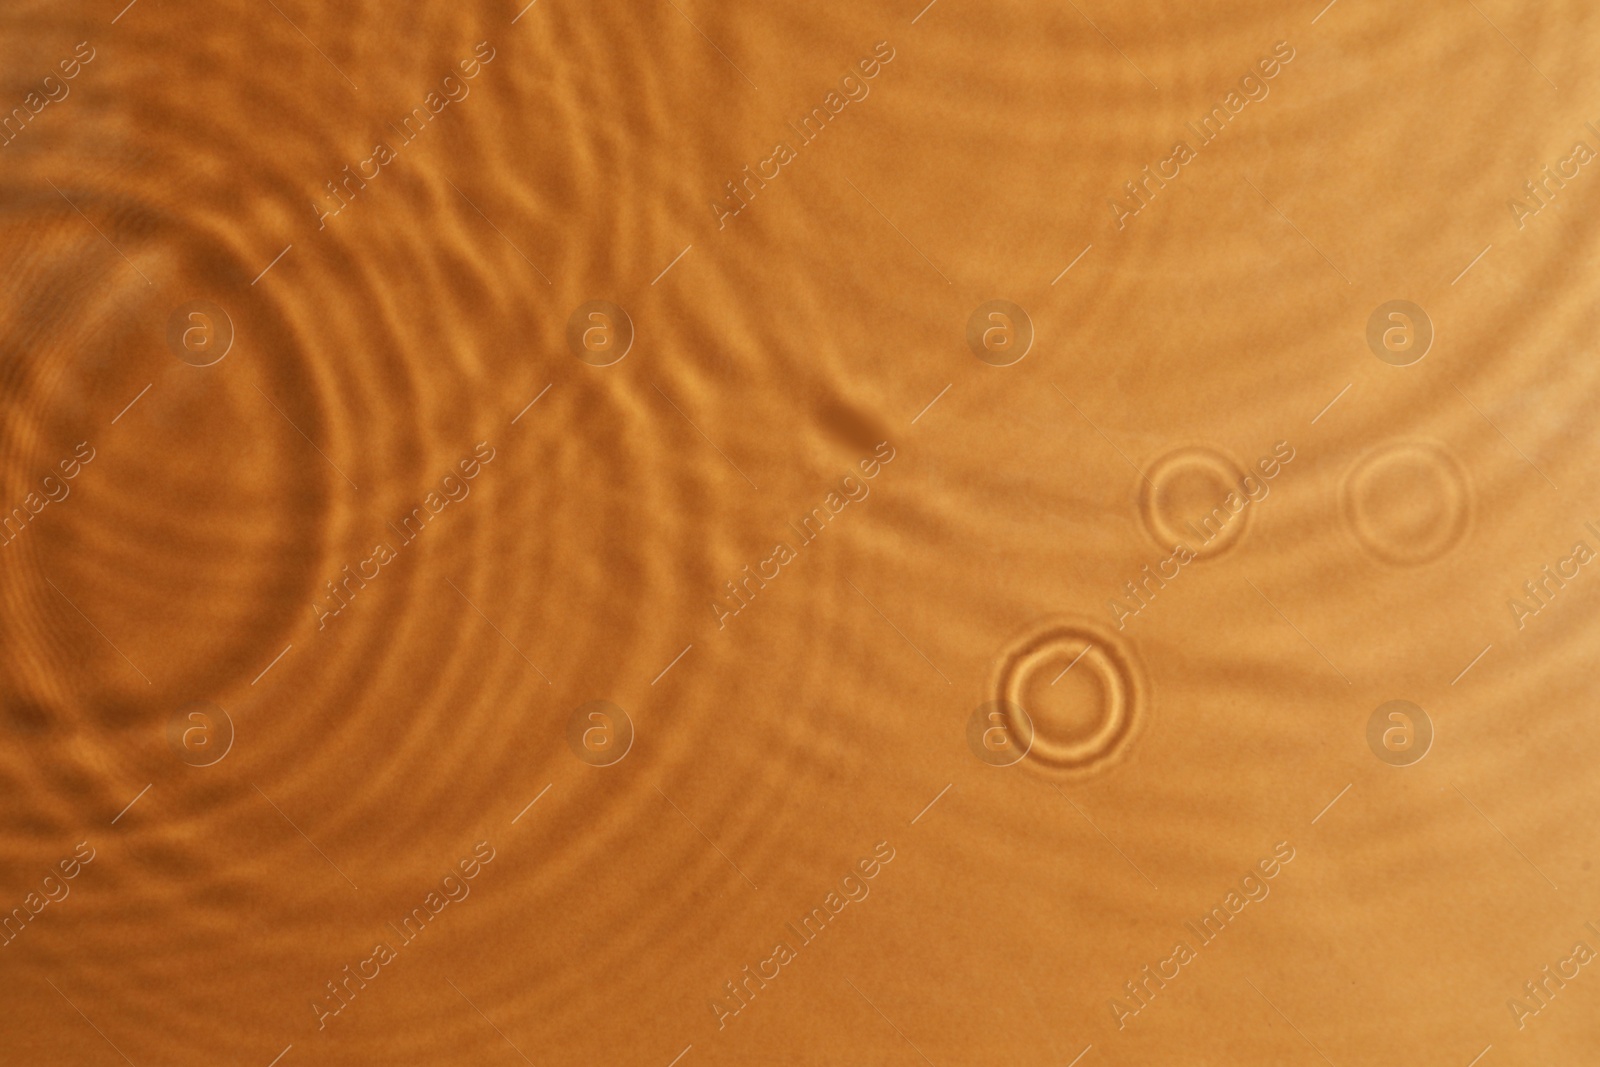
<box><xmin>1139</xmin><ymin>445</ymin><xmax>1252</xmax><ymax>559</ymax></box>
<box><xmin>1</xmin><ymin>1</ymin><xmax>1598</xmax><ymax>1065</ymax></box>
<box><xmin>1340</xmin><ymin>439</ymin><xmax>1473</xmax><ymax>566</ymax></box>
<box><xmin>994</xmin><ymin>618</ymin><xmax>1147</xmax><ymax>777</ymax></box>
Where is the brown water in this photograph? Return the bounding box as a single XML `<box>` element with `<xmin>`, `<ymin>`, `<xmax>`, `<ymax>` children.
<box><xmin>3</xmin><ymin>0</ymin><xmax>1599</xmax><ymax>1063</ymax></box>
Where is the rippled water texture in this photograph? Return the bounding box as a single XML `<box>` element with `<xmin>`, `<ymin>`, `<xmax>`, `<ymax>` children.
<box><xmin>2</xmin><ymin>0</ymin><xmax>1599</xmax><ymax>1063</ymax></box>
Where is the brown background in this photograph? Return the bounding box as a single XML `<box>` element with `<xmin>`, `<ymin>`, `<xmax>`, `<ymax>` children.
<box><xmin>0</xmin><ymin>0</ymin><xmax>1596</xmax><ymax>1064</ymax></box>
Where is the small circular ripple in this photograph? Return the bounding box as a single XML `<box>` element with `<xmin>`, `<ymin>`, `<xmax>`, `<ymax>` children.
<box><xmin>994</xmin><ymin>618</ymin><xmax>1147</xmax><ymax>777</ymax></box>
<box><xmin>1340</xmin><ymin>440</ymin><xmax>1472</xmax><ymax>566</ymax></box>
<box><xmin>1139</xmin><ymin>445</ymin><xmax>1250</xmax><ymax>560</ymax></box>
